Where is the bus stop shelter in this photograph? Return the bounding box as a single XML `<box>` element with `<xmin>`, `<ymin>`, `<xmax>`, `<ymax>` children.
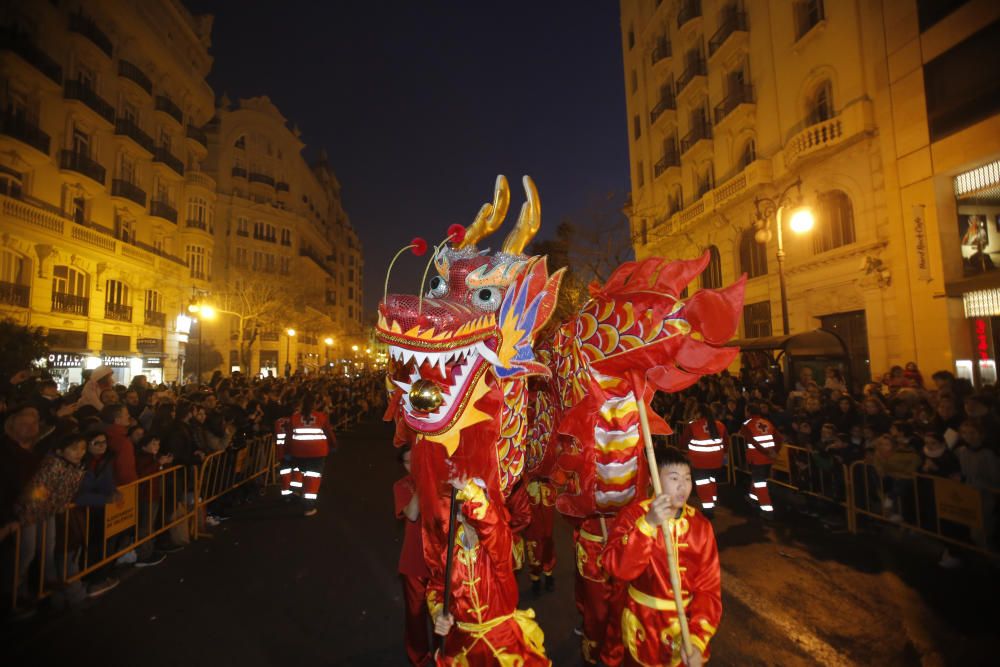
<box><xmin>729</xmin><ymin>329</ymin><xmax>853</xmax><ymax>394</ymax></box>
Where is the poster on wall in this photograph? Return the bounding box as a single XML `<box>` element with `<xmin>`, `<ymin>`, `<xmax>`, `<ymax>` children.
<box><xmin>958</xmin><ymin>213</ymin><xmax>1000</xmax><ymax>274</ymax></box>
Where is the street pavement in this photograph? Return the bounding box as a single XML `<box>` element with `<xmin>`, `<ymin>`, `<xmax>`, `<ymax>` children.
<box><xmin>5</xmin><ymin>419</ymin><xmax>999</xmax><ymax>666</ymax></box>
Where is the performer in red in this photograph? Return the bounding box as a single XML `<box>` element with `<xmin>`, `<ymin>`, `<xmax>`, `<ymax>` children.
<box><xmin>395</xmin><ymin>445</ymin><xmax>432</xmax><ymax>666</ymax></box>
<box><xmin>524</xmin><ymin>476</ymin><xmax>557</xmax><ymax>594</ymax></box>
<box><xmin>680</xmin><ymin>404</ymin><xmax>728</xmax><ymax>518</ymax></box>
<box><xmin>603</xmin><ymin>446</ymin><xmax>722</xmax><ymax>667</ymax></box>
<box><xmin>430</xmin><ymin>478</ymin><xmax>549</xmax><ymax>666</ymax></box>
<box><xmin>568</xmin><ymin>514</ymin><xmax>621</xmax><ymax>665</ymax></box>
<box><xmin>285</xmin><ymin>394</ymin><xmax>335</xmax><ymax>517</ymax></box>
<box><xmin>507</xmin><ymin>479</ymin><xmax>532</xmax><ymax>573</ymax></box>
<box><xmin>738</xmin><ymin>402</ymin><xmax>783</xmax><ymax>516</ymax></box>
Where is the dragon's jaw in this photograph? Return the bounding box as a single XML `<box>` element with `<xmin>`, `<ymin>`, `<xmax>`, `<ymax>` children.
<box><xmin>388</xmin><ymin>340</ymin><xmax>501</xmax><ymax>433</ymax></box>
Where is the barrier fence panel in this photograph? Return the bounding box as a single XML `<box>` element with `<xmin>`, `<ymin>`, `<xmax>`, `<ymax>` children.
<box><xmin>4</xmin><ymin>436</ymin><xmax>279</xmax><ymax>612</ymax></box>
<box><xmin>849</xmin><ymin>461</ymin><xmax>999</xmax><ymax>559</ymax></box>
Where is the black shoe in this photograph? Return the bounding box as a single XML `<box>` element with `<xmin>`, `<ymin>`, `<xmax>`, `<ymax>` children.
<box><xmin>135</xmin><ymin>551</ymin><xmax>166</xmax><ymax>568</ymax></box>
<box><xmin>531</xmin><ymin>578</ymin><xmax>541</xmax><ymax>596</ymax></box>
<box><xmin>544</xmin><ymin>574</ymin><xmax>555</xmax><ymax>592</ymax></box>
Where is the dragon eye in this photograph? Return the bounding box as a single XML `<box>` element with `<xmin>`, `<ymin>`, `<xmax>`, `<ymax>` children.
<box><xmin>427</xmin><ymin>275</ymin><xmax>448</xmax><ymax>298</ymax></box>
<box><xmin>472</xmin><ymin>286</ymin><xmax>502</xmax><ymax>312</ymax></box>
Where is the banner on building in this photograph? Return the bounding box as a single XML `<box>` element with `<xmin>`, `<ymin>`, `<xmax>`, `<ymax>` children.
<box><xmin>912</xmin><ymin>204</ymin><xmax>932</xmax><ymax>282</ymax></box>
<box><xmin>104</xmin><ymin>485</ymin><xmax>137</xmax><ymax>537</ymax></box>
<box><xmin>934</xmin><ymin>477</ymin><xmax>983</xmax><ymax>531</ymax></box>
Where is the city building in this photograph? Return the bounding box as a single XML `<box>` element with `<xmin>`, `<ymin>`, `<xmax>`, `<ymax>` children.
<box><xmin>620</xmin><ymin>0</ymin><xmax>1000</xmax><ymax>387</ymax></box>
<box><xmin>201</xmin><ymin>95</ymin><xmax>363</xmax><ymax>377</ymax></box>
<box><xmin>0</xmin><ymin>0</ymin><xmax>215</xmax><ymax>387</ymax></box>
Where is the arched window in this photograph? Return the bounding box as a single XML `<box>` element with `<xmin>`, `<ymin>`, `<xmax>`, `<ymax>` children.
<box><xmin>737</xmin><ymin>139</ymin><xmax>756</xmax><ymax>170</ymax></box>
<box><xmin>186</xmin><ymin>197</ymin><xmax>213</xmax><ymax>232</ymax></box>
<box><xmin>702</xmin><ymin>246</ymin><xmax>722</xmax><ymax>289</ymax></box>
<box><xmin>813</xmin><ymin>190</ymin><xmax>856</xmax><ymax>253</ymax></box>
<box><xmin>807</xmin><ymin>80</ymin><xmax>834</xmax><ymax>125</ymax></box>
<box><xmin>740</xmin><ymin>228</ymin><xmax>768</xmax><ymax>278</ymax></box>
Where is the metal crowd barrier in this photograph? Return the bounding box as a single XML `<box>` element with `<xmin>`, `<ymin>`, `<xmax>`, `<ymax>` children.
<box><xmin>4</xmin><ymin>434</ymin><xmax>278</xmax><ymax>612</ymax></box>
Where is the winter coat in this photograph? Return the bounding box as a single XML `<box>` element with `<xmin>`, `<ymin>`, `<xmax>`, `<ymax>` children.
<box><xmin>75</xmin><ymin>452</ymin><xmax>117</xmax><ymax>507</ymax></box>
<box><xmin>105</xmin><ymin>423</ymin><xmax>137</xmax><ymax>486</ymax></box>
<box><xmin>0</xmin><ymin>435</ymin><xmax>42</xmax><ymax>524</ymax></box>
<box><xmin>16</xmin><ymin>453</ymin><xmax>85</xmax><ymax>525</ymax></box>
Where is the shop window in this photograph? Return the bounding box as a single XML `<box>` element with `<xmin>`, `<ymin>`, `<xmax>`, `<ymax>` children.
<box><xmin>701</xmin><ymin>246</ymin><xmax>723</xmax><ymax>289</ymax></box>
<box><xmin>739</xmin><ymin>228</ymin><xmax>768</xmax><ymax>278</ymax></box>
<box><xmin>813</xmin><ymin>190</ymin><xmax>856</xmax><ymax>254</ymax></box>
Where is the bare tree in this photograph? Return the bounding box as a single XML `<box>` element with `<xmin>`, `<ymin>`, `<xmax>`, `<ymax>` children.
<box><xmin>211</xmin><ymin>269</ymin><xmax>290</xmax><ymax>375</ymax></box>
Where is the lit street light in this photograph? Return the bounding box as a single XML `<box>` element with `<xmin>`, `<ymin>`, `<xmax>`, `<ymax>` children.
<box><xmin>324</xmin><ymin>337</ymin><xmax>334</xmax><ymax>368</ymax></box>
<box><xmin>753</xmin><ymin>177</ymin><xmax>814</xmax><ymax>336</ymax></box>
<box><xmin>187</xmin><ymin>302</ymin><xmax>217</xmax><ymax>384</ymax></box>
<box><xmin>285</xmin><ymin>328</ymin><xmax>296</xmax><ymax>377</ymax></box>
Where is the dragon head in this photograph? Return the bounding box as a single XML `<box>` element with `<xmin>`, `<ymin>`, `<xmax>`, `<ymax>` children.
<box><xmin>377</xmin><ymin>175</ymin><xmax>564</xmax><ymax>460</ymax></box>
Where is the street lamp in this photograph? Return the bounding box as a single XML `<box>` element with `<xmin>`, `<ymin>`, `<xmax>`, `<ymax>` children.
<box><xmin>285</xmin><ymin>328</ymin><xmax>296</xmax><ymax>377</ymax></box>
<box><xmin>753</xmin><ymin>177</ymin><xmax>814</xmax><ymax>336</ymax></box>
<box><xmin>186</xmin><ymin>302</ymin><xmax>217</xmax><ymax>384</ymax></box>
<box><xmin>324</xmin><ymin>337</ymin><xmax>334</xmax><ymax>369</ymax></box>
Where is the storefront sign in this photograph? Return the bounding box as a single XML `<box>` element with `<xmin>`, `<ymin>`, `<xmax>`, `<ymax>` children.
<box><xmin>143</xmin><ymin>356</ymin><xmax>164</xmax><ymax>368</ymax></box>
<box><xmin>46</xmin><ymin>353</ymin><xmax>84</xmax><ymax>368</ymax></box>
<box><xmin>137</xmin><ymin>337</ymin><xmax>163</xmax><ymax>353</ymax></box>
<box><xmin>934</xmin><ymin>478</ymin><xmax>983</xmax><ymax>531</ymax></box>
<box><xmin>912</xmin><ymin>204</ymin><xmax>932</xmax><ymax>282</ymax></box>
<box><xmin>101</xmin><ymin>355</ymin><xmax>132</xmax><ymax>368</ymax></box>
<box><xmin>104</xmin><ymin>486</ymin><xmax>137</xmax><ymax>537</ymax></box>
<box><xmin>974</xmin><ymin>319</ymin><xmax>991</xmax><ymax>361</ymax></box>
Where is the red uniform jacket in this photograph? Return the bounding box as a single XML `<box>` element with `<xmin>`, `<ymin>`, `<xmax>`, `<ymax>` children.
<box><xmin>739</xmin><ymin>416</ymin><xmax>783</xmax><ymax>465</ymax></box>
<box><xmin>603</xmin><ymin>500</ymin><xmax>722</xmax><ymax>664</ymax></box>
<box><xmin>288</xmin><ymin>411</ymin><xmax>332</xmax><ymax>458</ymax></box>
<box><xmin>680</xmin><ymin>418</ymin><xmax>728</xmax><ymax>469</ymax></box>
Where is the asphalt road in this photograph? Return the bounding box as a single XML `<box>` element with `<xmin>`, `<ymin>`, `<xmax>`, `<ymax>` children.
<box><xmin>6</xmin><ymin>420</ymin><xmax>999</xmax><ymax>666</ymax></box>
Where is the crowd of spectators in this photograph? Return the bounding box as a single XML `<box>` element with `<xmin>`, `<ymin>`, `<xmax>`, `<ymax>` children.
<box><xmin>651</xmin><ymin>359</ymin><xmax>1000</xmax><ymax>565</ymax></box>
<box><xmin>0</xmin><ymin>365</ymin><xmax>385</xmax><ymax>619</ymax></box>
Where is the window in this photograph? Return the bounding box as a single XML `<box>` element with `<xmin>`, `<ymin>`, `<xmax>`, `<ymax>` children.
<box><xmin>280</xmin><ymin>228</ymin><xmax>292</xmax><ymax>246</ymax></box>
<box><xmin>743</xmin><ymin>301</ymin><xmax>772</xmax><ymax>338</ymax></box>
<box><xmin>187</xmin><ymin>197</ymin><xmax>211</xmax><ymax>231</ymax></box>
<box><xmin>105</xmin><ymin>279</ymin><xmax>130</xmax><ymax>314</ymax></box>
<box><xmin>236</xmin><ymin>216</ymin><xmax>249</xmax><ymax>237</ymax></box>
<box><xmin>102</xmin><ymin>333</ymin><xmax>130</xmax><ymax>352</ymax></box>
<box><xmin>794</xmin><ymin>0</ymin><xmax>825</xmax><ymax>40</ymax></box>
<box><xmin>76</xmin><ymin>63</ymin><xmax>95</xmax><ymax>90</ymax></box>
<box><xmin>265</xmin><ymin>254</ymin><xmax>276</xmax><ymax>273</ymax></box>
<box><xmin>806</xmin><ymin>80</ymin><xmax>834</xmax><ymax>125</ymax></box>
<box><xmin>739</xmin><ymin>228</ymin><xmax>768</xmax><ymax>278</ymax></box>
<box><xmin>628</xmin><ymin>26</ymin><xmax>635</xmax><ymax>49</ymax></box>
<box><xmin>120</xmin><ymin>100</ymin><xmax>137</xmax><ymax>124</ymax></box>
<box><xmin>187</xmin><ymin>245</ymin><xmax>207</xmax><ymax>279</ymax></box>
<box><xmin>737</xmin><ymin>139</ymin><xmax>756</xmax><ymax>170</ymax></box>
<box><xmin>813</xmin><ymin>190</ymin><xmax>856</xmax><ymax>253</ymax></box>
<box><xmin>0</xmin><ymin>169</ymin><xmax>23</xmax><ymax>198</ymax></box>
<box><xmin>633</xmin><ymin>115</ymin><xmax>641</xmax><ymax>140</ymax></box>
<box><xmin>701</xmin><ymin>246</ymin><xmax>722</xmax><ymax>289</ymax></box>
<box><xmin>118</xmin><ymin>153</ymin><xmax>136</xmax><ymax>183</ymax></box>
<box><xmin>252</xmin><ymin>250</ymin><xmax>265</xmax><ymax>271</ymax></box>
<box><xmin>71</xmin><ymin>194</ymin><xmax>87</xmax><ymax>224</ymax></box>
<box><xmin>234</xmin><ymin>135</ymin><xmax>245</xmax><ymax>150</ymax></box>
<box><xmin>53</xmin><ymin>265</ymin><xmax>88</xmax><ymax>296</ymax></box>
<box><xmin>631</xmin><ymin>70</ymin><xmax>638</xmax><ymax>93</ymax></box>
<box><xmin>639</xmin><ymin>219</ymin><xmax>648</xmax><ymax>246</ymax></box>
<box><xmin>253</xmin><ymin>221</ymin><xmax>276</xmax><ymax>242</ymax></box>
<box><xmin>145</xmin><ymin>290</ymin><xmax>162</xmax><ymax>314</ymax></box>
<box><xmin>348</xmin><ymin>305</ymin><xmax>354</xmax><ymax>320</ymax></box>
<box><xmin>637</xmin><ymin>161</ymin><xmax>645</xmax><ymax>188</ymax></box>
<box><xmin>235</xmin><ymin>247</ymin><xmax>248</xmax><ymax>267</ymax></box>
<box><xmin>72</xmin><ymin>126</ymin><xmax>90</xmax><ymax>157</ymax></box>
<box><xmin>158</xmin><ymin>128</ymin><xmax>171</xmax><ymax>152</ymax></box>
<box><xmin>695</xmin><ymin>166</ymin><xmax>714</xmax><ymax>199</ymax></box>
<box><xmin>0</xmin><ymin>249</ymin><xmax>27</xmax><ymax>285</ymax></box>
<box><xmin>117</xmin><ymin>215</ymin><xmax>135</xmax><ymax>243</ymax></box>
<box><xmin>280</xmin><ymin>256</ymin><xmax>290</xmax><ymax>274</ymax></box>
<box><xmin>348</xmin><ymin>287</ymin><xmax>354</xmax><ymax>300</ymax></box>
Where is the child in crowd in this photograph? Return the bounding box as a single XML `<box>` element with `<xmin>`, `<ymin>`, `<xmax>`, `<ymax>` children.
<box><xmin>74</xmin><ymin>428</ymin><xmax>121</xmax><ymax>598</ymax></box>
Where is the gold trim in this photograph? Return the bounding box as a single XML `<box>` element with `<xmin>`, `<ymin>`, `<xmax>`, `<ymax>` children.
<box><xmin>579</xmin><ymin>528</ymin><xmax>605</xmax><ymax>543</ymax></box>
<box><xmin>628</xmin><ymin>585</ymin><xmax>690</xmax><ymax>611</ymax></box>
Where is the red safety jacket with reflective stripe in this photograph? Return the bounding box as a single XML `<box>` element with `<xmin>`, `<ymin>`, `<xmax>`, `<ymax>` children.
<box><xmin>289</xmin><ymin>411</ymin><xmax>331</xmax><ymax>458</ymax></box>
<box><xmin>681</xmin><ymin>418</ymin><xmax>728</xmax><ymax>468</ymax></box>
<box><xmin>739</xmin><ymin>416</ymin><xmax>783</xmax><ymax>465</ymax></box>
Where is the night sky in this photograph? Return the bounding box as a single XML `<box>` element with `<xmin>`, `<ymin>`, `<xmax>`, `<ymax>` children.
<box><xmin>186</xmin><ymin>0</ymin><xmax>629</xmax><ymax>317</ymax></box>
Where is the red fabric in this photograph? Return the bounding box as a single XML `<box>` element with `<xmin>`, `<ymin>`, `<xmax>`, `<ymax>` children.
<box><xmin>525</xmin><ymin>480</ymin><xmax>556</xmax><ymax>578</ymax></box>
<box><xmin>395</xmin><ymin>475</ymin><xmax>430</xmax><ymax>578</ymax></box>
<box><xmin>739</xmin><ymin>416</ymin><xmax>783</xmax><ymax>465</ymax></box>
<box><xmin>105</xmin><ymin>423</ymin><xmax>137</xmax><ymax>485</ymax></box>
<box><xmin>680</xmin><ymin>419</ymin><xmax>729</xmax><ymax>469</ymax></box>
<box><xmin>572</xmin><ymin>517</ymin><xmax>612</xmax><ymax>664</ymax></box>
<box><xmin>289</xmin><ymin>411</ymin><xmax>330</xmax><ymax>457</ymax></box>
<box><xmin>603</xmin><ymin>501</ymin><xmax>722</xmax><ymax>666</ymax></box>
<box><xmin>401</xmin><ymin>573</ymin><xmax>431</xmax><ymax>666</ymax></box>
<box><xmin>134</xmin><ymin>451</ymin><xmax>161</xmax><ymax>502</ymax></box>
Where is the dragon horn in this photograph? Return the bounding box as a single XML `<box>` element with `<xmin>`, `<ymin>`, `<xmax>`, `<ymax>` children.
<box><xmin>458</xmin><ymin>175</ymin><xmax>510</xmax><ymax>249</ymax></box>
<box><xmin>501</xmin><ymin>175</ymin><xmax>541</xmax><ymax>256</ymax></box>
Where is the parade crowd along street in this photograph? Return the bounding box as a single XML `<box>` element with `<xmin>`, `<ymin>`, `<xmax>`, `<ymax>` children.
<box><xmin>379</xmin><ymin>175</ymin><xmax>743</xmax><ymax>666</ymax></box>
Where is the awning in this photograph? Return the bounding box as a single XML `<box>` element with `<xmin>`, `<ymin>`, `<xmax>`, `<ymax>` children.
<box><xmin>728</xmin><ymin>329</ymin><xmax>848</xmax><ymax>358</ymax></box>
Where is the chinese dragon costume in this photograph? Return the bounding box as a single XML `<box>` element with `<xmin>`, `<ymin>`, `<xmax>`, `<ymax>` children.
<box><xmin>378</xmin><ymin>175</ymin><xmax>744</xmax><ymax>665</ymax></box>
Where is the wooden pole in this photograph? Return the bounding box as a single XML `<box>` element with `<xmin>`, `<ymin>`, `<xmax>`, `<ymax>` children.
<box><xmin>636</xmin><ymin>395</ymin><xmax>694</xmax><ymax>658</ymax></box>
<box><xmin>441</xmin><ymin>486</ymin><xmax>460</xmax><ymax>614</ymax></box>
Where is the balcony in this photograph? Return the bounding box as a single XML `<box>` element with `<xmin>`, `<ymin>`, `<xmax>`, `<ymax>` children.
<box><xmin>144</xmin><ymin>310</ymin><xmax>166</xmax><ymax>327</ymax></box>
<box><xmin>0</xmin><ymin>112</ymin><xmax>50</xmax><ymax>158</ymax></box>
<box><xmin>68</xmin><ymin>12</ymin><xmax>113</xmax><ymax>57</ymax></box>
<box><xmin>153</xmin><ymin>146</ymin><xmax>184</xmax><ymax>176</ymax></box>
<box><xmin>154</xmin><ymin>95</ymin><xmax>183</xmax><ymax>125</ymax></box>
<box><xmin>681</xmin><ymin>123</ymin><xmax>713</xmax><ymax>155</ymax></box>
<box><xmin>676</xmin><ymin>57</ymin><xmax>707</xmax><ymax>96</ymax></box>
<box><xmin>118</xmin><ymin>60</ymin><xmax>152</xmax><ymax>95</ymax></box>
<box><xmin>276</xmin><ymin>181</ymin><xmax>290</xmax><ymax>192</ymax></box>
<box><xmin>60</xmin><ymin>150</ymin><xmax>106</xmax><ymax>185</ymax></box>
<box><xmin>104</xmin><ymin>302</ymin><xmax>133</xmax><ymax>322</ymax></box>
<box><xmin>650</xmin><ymin>90</ymin><xmax>676</xmax><ymax>127</ymax></box>
<box><xmin>0</xmin><ymin>282</ymin><xmax>30</xmax><ymax>308</ymax></box>
<box><xmin>709</xmin><ymin>10</ymin><xmax>748</xmax><ymax>59</ymax></box>
<box><xmin>186</xmin><ymin>170</ymin><xmax>216</xmax><ymax>192</ymax></box>
<box><xmin>64</xmin><ymin>81</ymin><xmax>115</xmax><ymax>126</ymax></box>
<box><xmin>654</xmin><ymin>149</ymin><xmax>681</xmax><ymax>178</ymax></box>
<box><xmin>114</xmin><ymin>117</ymin><xmax>155</xmax><ymax>154</ymax></box>
<box><xmin>150</xmin><ymin>199</ymin><xmax>177</xmax><ymax>223</ymax></box>
<box><xmin>186</xmin><ymin>218</ymin><xmax>212</xmax><ymax>233</ymax></box>
<box><xmin>784</xmin><ymin>99</ymin><xmax>874</xmax><ymax>169</ymax></box>
<box><xmin>249</xmin><ymin>172</ymin><xmax>275</xmax><ymax>187</ymax></box>
<box><xmin>186</xmin><ymin>124</ymin><xmax>208</xmax><ymax>149</ymax></box>
<box><xmin>111</xmin><ymin>179</ymin><xmax>146</xmax><ymax>207</ymax></box>
<box><xmin>677</xmin><ymin>0</ymin><xmax>702</xmax><ymax>29</ymax></box>
<box><xmin>52</xmin><ymin>292</ymin><xmax>89</xmax><ymax>316</ymax></box>
<box><xmin>236</xmin><ymin>229</ymin><xmax>249</xmax><ymax>237</ymax></box>
<box><xmin>651</xmin><ymin>39</ymin><xmax>671</xmax><ymax>68</ymax></box>
<box><xmin>1</xmin><ymin>26</ymin><xmax>62</xmax><ymax>85</ymax></box>
<box><xmin>714</xmin><ymin>84</ymin><xmax>754</xmax><ymax>125</ymax></box>
<box><xmin>231</xmin><ymin>166</ymin><xmax>248</xmax><ymax>179</ymax></box>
